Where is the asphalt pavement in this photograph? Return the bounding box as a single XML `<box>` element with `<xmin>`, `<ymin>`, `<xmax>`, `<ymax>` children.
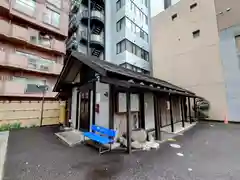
<box><xmin>3</xmin><ymin>122</ymin><xmax>240</xmax><ymax>180</ymax></box>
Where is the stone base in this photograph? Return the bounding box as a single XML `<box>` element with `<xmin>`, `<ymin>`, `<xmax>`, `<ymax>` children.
<box><xmin>55</xmin><ymin>130</ymin><xmax>84</xmax><ymax>147</ymax></box>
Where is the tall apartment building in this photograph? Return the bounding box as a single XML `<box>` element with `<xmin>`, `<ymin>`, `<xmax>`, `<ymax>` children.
<box><xmin>0</xmin><ymin>0</ymin><xmax>69</xmax><ymax>126</ymax></box>
<box><xmin>67</xmin><ymin>0</ymin><xmax>151</xmax><ymax>74</ymax></box>
<box><xmin>152</xmin><ymin>0</ymin><xmax>240</xmax><ymax>122</ymax></box>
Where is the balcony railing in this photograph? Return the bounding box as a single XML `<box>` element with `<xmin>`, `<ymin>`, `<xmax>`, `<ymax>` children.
<box><xmin>0</xmin><ymin>52</ymin><xmax>63</xmax><ymax>75</ymax></box>
<box><xmin>0</xmin><ymin>19</ymin><xmax>66</xmax><ymax>54</ymax></box>
<box><xmin>0</xmin><ymin>81</ymin><xmax>57</xmax><ymax>98</ymax></box>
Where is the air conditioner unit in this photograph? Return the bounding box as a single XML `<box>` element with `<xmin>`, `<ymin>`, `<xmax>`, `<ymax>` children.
<box><xmin>40</xmin><ymin>65</ymin><xmax>49</xmax><ymax>71</ymax></box>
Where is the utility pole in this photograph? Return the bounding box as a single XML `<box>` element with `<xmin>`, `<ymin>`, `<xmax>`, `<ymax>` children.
<box><xmin>37</xmin><ymin>80</ymin><xmax>48</xmax><ymax>127</ymax></box>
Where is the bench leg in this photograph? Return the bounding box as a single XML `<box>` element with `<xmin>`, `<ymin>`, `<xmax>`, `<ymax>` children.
<box><xmin>99</xmin><ymin>144</ymin><xmax>112</xmax><ymax>155</ymax></box>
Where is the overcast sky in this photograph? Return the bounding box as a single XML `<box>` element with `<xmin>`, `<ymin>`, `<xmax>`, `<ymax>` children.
<box><xmin>151</xmin><ymin>0</ymin><xmax>181</xmax><ymax>17</ymax></box>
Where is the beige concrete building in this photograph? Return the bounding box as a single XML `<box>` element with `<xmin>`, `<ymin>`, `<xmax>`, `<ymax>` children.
<box><xmin>152</xmin><ymin>0</ymin><xmax>240</xmax><ymax>121</ymax></box>
<box><xmin>0</xmin><ymin>0</ymin><xmax>70</xmax><ymax>126</ymax></box>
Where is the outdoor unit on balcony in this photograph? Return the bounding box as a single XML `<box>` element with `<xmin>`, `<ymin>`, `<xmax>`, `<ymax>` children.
<box><xmin>40</xmin><ymin>65</ymin><xmax>49</xmax><ymax>71</ymax></box>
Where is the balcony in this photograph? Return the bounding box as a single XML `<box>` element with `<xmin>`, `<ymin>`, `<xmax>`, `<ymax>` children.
<box><xmin>90</xmin><ymin>34</ymin><xmax>104</xmax><ymax>50</ymax></box>
<box><xmin>0</xmin><ymin>20</ymin><xmax>66</xmax><ymax>54</ymax></box>
<box><xmin>0</xmin><ymin>0</ymin><xmax>10</xmax><ymax>10</ymax></box>
<box><xmin>1</xmin><ymin>0</ymin><xmax>69</xmax><ymax>37</ymax></box>
<box><xmin>11</xmin><ymin>24</ymin><xmax>30</xmax><ymax>42</ymax></box>
<box><xmin>52</xmin><ymin>39</ymin><xmax>66</xmax><ymax>54</ymax></box>
<box><xmin>0</xmin><ymin>52</ymin><xmax>63</xmax><ymax>75</ymax></box>
<box><xmin>80</xmin><ymin>10</ymin><xmax>104</xmax><ymax>27</ymax></box>
<box><xmin>0</xmin><ymin>19</ymin><xmax>11</xmax><ymax>37</ymax></box>
<box><xmin>91</xmin><ymin>11</ymin><xmax>104</xmax><ymax>26</ymax></box>
<box><xmin>0</xmin><ymin>81</ymin><xmax>57</xmax><ymax>98</ymax></box>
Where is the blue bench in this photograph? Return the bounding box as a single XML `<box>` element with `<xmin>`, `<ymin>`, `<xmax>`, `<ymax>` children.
<box><xmin>83</xmin><ymin>125</ymin><xmax>117</xmax><ymax>154</ymax></box>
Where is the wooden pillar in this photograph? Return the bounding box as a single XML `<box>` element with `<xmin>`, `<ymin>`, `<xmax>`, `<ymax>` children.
<box><xmin>92</xmin><ymin>81</ymin><xmax>96</xmax><ymax>126</ymax></box>
<box><xmin>154</xmin><ymin>94</ymin><xmax>161</xmax><ymax>140</ymax></box>
<box><xmin>126</xmin><ymin>91</ymin><xmax>132</xmax><ymax>154</ymax></box>
<box><xmin>139</xmin><ymin>93</ymin><xmax>145</xmax><ymax>129</ymax></box>
<box><xmin>169</xmin><ymin>94</ymin><xmax>174</xmax><ymax>132</ymax></box>
<box><xmin>75</xmin><ymin>89</ymin><xmax>80</xmax><ymax>130</ymax></box>
<box><xmin>108</xmin><ymin>85</ymin><xmax>114</xmax><ymax>129</ymax></box>
<box><xmin>194</xmin><ymin>98</ymin><xmax>197</xmax><ymax>120</ymax></box>
<box><xmin>188</xmin><ymin>97</ymin><xmax>192</xmax><ymax>124</ymax></box>
<box><xmin>180</xmin><ymin>97</ymin><xmax>185</xmax><ymax>128</ymax></box>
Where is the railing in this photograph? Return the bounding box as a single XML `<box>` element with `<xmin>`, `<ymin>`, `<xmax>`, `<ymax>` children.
<box><xmin>0</xmin><ymin>52</ymin><xmax>63</xmax><ymax>75</ymax></box>
<box><xmin>0</xmin><ymin>20</ymin><xmax>66</xmax><ymax>54</ymax></box>
<box><xmin>0</xmin><ymin>81</ymin><xmax>57</xmax><ymax>97</ymax></box>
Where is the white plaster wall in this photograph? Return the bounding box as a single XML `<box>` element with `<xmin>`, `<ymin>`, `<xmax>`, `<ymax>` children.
<box><xmin>95</xmin><ymin>82</ymin><xmax>110</xmax><ymax>128</ymax></box>
<box><xmin>71</xmin><ymin>87</ymin><xmax>78</xmax><ymax>128</ymax></box>
<box><xmin>144</xmin><ymin>93</ymin><xmax>155</xmax><ymax>130</ymax></box>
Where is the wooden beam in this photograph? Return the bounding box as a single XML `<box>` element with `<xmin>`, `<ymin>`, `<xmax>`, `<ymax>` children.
<box><xmin>180</xmin><ymin>97</ymin><xmax>185</xmax><ymax>128</ymax></box>
<box><xmin>75</xmin><ymin>91</ymin><xmax>80</xmax><ymax>130</ymax></box>
<box><xmin>169</xmin><ymin>94</ymin><xmax>174</xmax><ymax>132</ymax></box>
<box><xmin>188</xmin><ymin>97</ymin><xmax>192</xmax><ymax>124</ymax></box>
<box><xmin>126</xmin><ymin>91</ymin><xmax>132</xmax><ymax>154</ymax></box>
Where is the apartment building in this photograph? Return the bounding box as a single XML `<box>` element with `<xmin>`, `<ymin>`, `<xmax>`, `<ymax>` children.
<box><xmin>0</xmin><ymin>0</ymin><xmax>69</xmax><ymax>126</ymax></box>
<box><xmin>67</xmin><ymin>0</ymin><xmax>151</xmax><ymax>74</ymax></box>
<box><xmin>152</xmin><ymin>0</ymin><xmax>240</xmax><ymax>122</ymax></box>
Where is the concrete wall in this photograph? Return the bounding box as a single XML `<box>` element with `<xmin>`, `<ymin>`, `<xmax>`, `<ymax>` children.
<box><xmin>0</xmin><ymin>100</ymin><xmax>60</xmax><ymax>127</ymax></box>
<box><xmin>151</xmin><ymin>0</ymin><xmax>228</xmax><ymax>120</ymax></box>
<box><xmin>215</xmin><ymin>0</ymin><xmax>240</xmax><ymax>31</ymax></box>
<box><xmin>219</xmin><ymin>25</ymin><xmax>240</xmax><ymax>121</ymax></box>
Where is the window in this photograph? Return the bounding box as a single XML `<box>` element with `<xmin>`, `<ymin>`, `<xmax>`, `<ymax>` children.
<box><xmin>145</xmin><ymin>0</ymin><xmax>148</xmax><ymax>7</ymax></box>
<box><xmin>116</xmin><ymin>40</ymin><xmax>126</xmax><ymax>54</ymax></box>
<box><xmin>144</xmin><ymin>32</ymin><xmax>148</xmax><ymax>42</ymax></box>
<box><xmin>130</xmin><ymin>1</ymin><xmax>148</xmax><ymax>26</ymax></box>
<box><xmin>43</xmin><ymin>8</ymin><xmax>60</xmax><ymax>27</ymax></box>
<box><xmin>116</xmin><ymin>18</ymin><xmax>125</xmax><ymax>32</ymax></box>
<box><xmin>16</xmin><ymin>51</ymin><xmax>53</xmax><ymax>71</ymax></box>
<box><xmin>172</xmin><ymin>13</ymin><xmax>177</xmax><ymax>21</ymax></box>
<box><xmin>190</xmin><ymin>3</ymin><xmax>198</xmax><ymax>10</ymax></box>
<box><xmin>235</xmin><ymin>35</ymin><xmax>240</xmax><ymax>52</ymax></box>
<box><xmin>116</xmin><ymin>21</ymin><xmax>121</xmax><ymax>32</ymax></box>
<box><xmin>119</xmin><ymin>39</ymin><xmax>149</xmax><ymax>61</ymax></box>
<box><xmin>123</xmin><ymin>17</ymin><xmax>149</xmax><ymax>42</ymax></box>
<box><xmin>116</xmin><ymin>0</ymin><xmax>125</xmax><ymax>11</ymax></box>
<box><xmin>12</xmin><ymin>77</ymin><xmax>49</xmax><ymax>93</ymax></box>
<box><xmin>140</xmin><ymin>30</ymin><xmax>144</xmax><ymax>39</ymax></box>
<box><xmin>119</xmin><ymin>63</ymin><xmax>149</xmax><ymax>74</ymax></box>
<box><xmin>238</xmin><ymin>54</ymin><xmax>240</xmax><ymax>70</ymax></box>
<box><xmin>30</xmin><ymin>32</ymin><xmax>51</xmax><ymax>47</ymax></box>
<box><xmin>15</xmin><ymin>0</ymin><xmax>36</xmax><ymax>14</ymax></box>
<box><xmin>126</xmin><ymin>18</ymin><xmax>131</xmax><ymax>29</ymax></box>
<box><xmin>145</xmin><ymin>15</ymin><xmax>148</xmax><ymax>25</ymax></box>
<box><xmin>192</xmin><ymin>30</ymin><xmax>200</xmax><ymax>38</ymax></box>
<box><xmin>47</xmin><ymin>0</ymin><xmax>61</xmax><ymax>9</ymax></box>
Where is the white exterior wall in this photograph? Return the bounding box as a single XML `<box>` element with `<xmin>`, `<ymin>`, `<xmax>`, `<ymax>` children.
<box><xmin>95</xmin><ymin>82</ymin><xmax>110</xmax><ymax>128</ymax></box>
<box><xmin>144</xmin><ymin>93</ymin><xmax>155</xmax><ymax>130</ymax></box>
<box><xmin>71</xmin><ymin>87</ymin><xmax>78</xmax><ymax>128</ymax></box>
